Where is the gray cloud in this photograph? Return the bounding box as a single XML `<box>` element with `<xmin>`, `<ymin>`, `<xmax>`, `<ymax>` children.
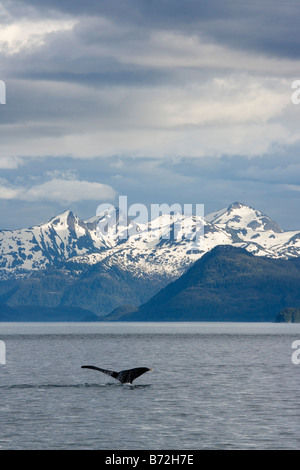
<box><xmin>5</xmin><ymin>0</ymin><xmax>300</xmax><ymax>58</ymax></box>
<box><xmin>0</xmin><ymin>0</ymin><xmax>299</xmax><ymax>230</ymax></box>
<box><xmin>1</xmin><ymin>152</ymin><xmax>300</xmax><ymax>230</ymax></box>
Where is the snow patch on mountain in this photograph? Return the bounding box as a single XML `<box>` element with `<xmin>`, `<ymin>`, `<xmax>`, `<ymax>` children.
<box><xmin>206</xmin><ymin>202</ymin><xmax>283</xmax><ymax>233</ymax></box>
<box><xmin>0</xmin><ymin>202</ymin><xmax>299</xmax><ymax>280</ymax></box>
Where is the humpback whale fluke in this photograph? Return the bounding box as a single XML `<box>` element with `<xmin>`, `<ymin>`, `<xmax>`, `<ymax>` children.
<box><xmin>81</xmin><ymin>365</ymin><xmax>152</xmax><ymax>384</ymax></box>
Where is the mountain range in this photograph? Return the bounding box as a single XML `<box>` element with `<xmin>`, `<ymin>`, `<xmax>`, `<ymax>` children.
<box><xmin>0</xmin><ymin>202</ymin><xmax>299</xmax><ymax>321</ymax></box>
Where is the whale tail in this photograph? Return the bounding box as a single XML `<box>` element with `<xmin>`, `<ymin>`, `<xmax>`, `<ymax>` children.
<box><xmin>81</xmin><ymin>365</ymin><xmax>152</xmax><ymax>384</ymax></box>
<box><xmin>81</xmin><ymin>365</ymin><xmax>119</xmax><ymax>380</ymax></box>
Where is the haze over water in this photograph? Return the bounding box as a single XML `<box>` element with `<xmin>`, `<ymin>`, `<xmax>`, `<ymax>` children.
<box><xmin>0</xmin><ymin>322</ymin><xmax>299</xmax><ymax>450</ymax></box>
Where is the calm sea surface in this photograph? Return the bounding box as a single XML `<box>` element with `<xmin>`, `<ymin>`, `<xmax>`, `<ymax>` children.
<box><xmin>0</xmin><ymin>322</ymin><xmax>299</xmax><ymax>450</ymax></box>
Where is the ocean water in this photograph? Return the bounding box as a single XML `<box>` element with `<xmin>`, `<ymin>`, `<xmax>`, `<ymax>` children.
<box><xmin>0</xmin><ymin>321</ymin><xmax>300</xmax><ymax>450</ymax></box>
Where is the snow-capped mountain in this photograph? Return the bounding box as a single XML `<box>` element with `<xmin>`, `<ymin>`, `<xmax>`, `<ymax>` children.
<box><xmin>0</xmin><ymin>202</ymin><xmax>299</xmax><ymax>281</ymax></box>
<box><xmin>0</xmin><ymin>210</ymin><xmax>104</xmax><ymax>274</ymax></box>
<box><xmin>205</xmin><ymin>202</ymin><xmax>300</xmax><ymax>259</ymax></box>
<box><xmin>206</xmin><ymin>202</ymin><xmax>283</xmax><ymax>233</ymax></box>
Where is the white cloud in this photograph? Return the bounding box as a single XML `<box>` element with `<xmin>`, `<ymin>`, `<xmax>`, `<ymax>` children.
<box><xmin>0</xmin><ymin>156</ymin><xmax>23</xmax><ymax>169</ymax></box>
<box><xmin>0</xmin><ymin>74</ymin><xmax>295</xmax><ymax>159</ymax></box>
<box><xmin>284</xmin><ymin>184</ymin><xmax>300</xmax><ymax>192</ymax></box>
<box><xmin>0</xmin><ymin>17</ymin><xmax>77</xmax><ymax>54</ymax></box>
<box><xmin>0</xmin><ymin>9</ymin><xmax>299</xmax><ymax>161</ymax></box>
<box><xmin>0</xmin><ymin>0</ymin><xmax>299</xmax><ymax>231</ymax></box>
<box><xmin>0</xmin><ymin>183</ymin><xmax>19</xmax><ymax>199</ymax></box>
<box><xmin>0</xmin><ymin>178</ymin><xmax>116</xmax><ymax>204</ymax></box>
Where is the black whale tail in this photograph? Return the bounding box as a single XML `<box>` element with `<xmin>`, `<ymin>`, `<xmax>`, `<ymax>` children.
<box><xmin>81</xmin><ymin>365</ymin><xmax>119</xmax><ymax>380</ymax></box>
<box><xmin>81</xmin><ymin>365</ymin><xmax>152</xmax><ymax>384</ymax></box>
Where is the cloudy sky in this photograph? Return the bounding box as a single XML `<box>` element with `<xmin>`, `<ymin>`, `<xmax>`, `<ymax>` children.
<box><xmin>0</xmin><ymin>0</ymin><xmax>300</xmax><ymax>230</ymax></box>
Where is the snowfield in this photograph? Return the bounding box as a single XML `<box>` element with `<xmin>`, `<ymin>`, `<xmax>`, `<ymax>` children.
<box><xmin>0</xmin><ymin>202</ymin><xmax>299</xmax><ymax>280</ymax></box>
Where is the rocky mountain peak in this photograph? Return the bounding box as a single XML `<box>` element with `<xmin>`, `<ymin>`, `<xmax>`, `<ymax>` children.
<box><xmin>206</xmin><ymin>202</ymin><xmax>283</xmax><ymax>233</ymax></box>
<box><xmin>0</xmin><ymin>202</ymin><xmax>299</xmax><ymax>280</ymax></box>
